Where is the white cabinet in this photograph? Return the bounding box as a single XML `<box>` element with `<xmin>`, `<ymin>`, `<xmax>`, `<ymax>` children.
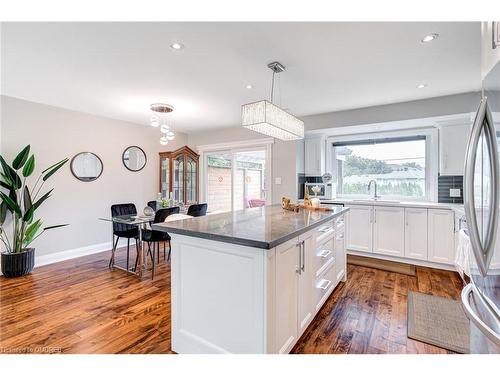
<box><xmin>275</xmin><ymin>238</ymin><xmax>299</xmax><ymax>354</ymax></box>
<box><xmin>404</xmin><ymin>208</ymin><xmax>428</xmax><ymax>260</ymax></box>
<box><xmin>275</xmin><ymin>230</ymin><xmax>315</xmax><ymax>353</ymax></box>
<box><xmin>373</xmin><ymin>206</ymin><xmax>405</xmax><ymax>257</ymax></box>
<box><xmin>305</xmin><ymin>136</ymin><xmax>326</xmax><ymax>176</ymax></box>
<box><xmin>297</xmin><ymin>231</ymin><xmax>314</xmax><ymax>336</ymax></box>
<box><xmin>345</xmin><ymin>203</ymin><xmax>455</xmax><ymax>268</ymax></box>
<box><xmin>428</xmin><ymin>209</ymin><xmax>455</xmax><ymax>264</ymax></box>
<box><xmin>439</xmin><ymin>123</ymin><xmax>471</xmax><ymax>176</ymax></box>
<box><xmin>334</xmin><ymin>226</ymin><xmax>347</xmax><ymax>283</ymax></box>
<box><xmin>346</xmin><ymin>204</ymin><xmax>373</xmax><ymax>253</ymax></box>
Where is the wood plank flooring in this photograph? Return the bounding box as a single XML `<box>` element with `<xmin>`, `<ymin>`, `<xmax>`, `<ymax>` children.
<box><xmin>0</xmin><ymin>247</ymin><xmax>463</xmax><ymax>354</ymax></box>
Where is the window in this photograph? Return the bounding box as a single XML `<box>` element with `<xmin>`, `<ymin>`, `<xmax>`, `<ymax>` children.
<box><xmin>333</xmin><ymin>136</ymin><xmax>428</xmax><ymax>200</ymax></box>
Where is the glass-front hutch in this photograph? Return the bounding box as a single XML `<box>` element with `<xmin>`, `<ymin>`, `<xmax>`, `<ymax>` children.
<box><xmin>159</xmin><ymin>146</ymin><xmax>199</xmax><ymax>204</ymax></box>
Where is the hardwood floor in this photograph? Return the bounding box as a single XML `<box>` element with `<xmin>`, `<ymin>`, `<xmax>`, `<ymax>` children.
<box><xmin>292</xmin><ymin>263</ymin><xmax>463</xmax><ymax>354</ymax></box>
<box><xmin>0</xmin><ymin>248</ymin><xmax>463</xmax><ymax>354</ymax></box>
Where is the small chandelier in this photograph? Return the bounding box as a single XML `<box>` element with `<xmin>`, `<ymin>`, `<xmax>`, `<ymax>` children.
<box><xmin>241</xmin><ymin>61</ymin><xmax>304</xmax><ymax>141</ymax></box>
<box><xmin>150</xmin><ymin>103</ymin><xmax>176</xmax><ymax>145</ymax></box>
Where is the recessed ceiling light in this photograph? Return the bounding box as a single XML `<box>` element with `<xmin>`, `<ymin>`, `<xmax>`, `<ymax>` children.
<box><xmin>421</xmin><ymin>33</ymin><xmax>439</xmax><ymax>43</ymax></box>
<box><xmin>246</xmin><ymin>84</ymin><xmax>253</xmax><ymax>89</ymax></box>
<box><xmin>416</xmin><ymin>83</ymin><xmax>428</xmax><ymax>89</ymax></box>
<box><xmin>170</xmin><ymin>42</ymin><xmax>184</xmax><ymax>50</ymax></box>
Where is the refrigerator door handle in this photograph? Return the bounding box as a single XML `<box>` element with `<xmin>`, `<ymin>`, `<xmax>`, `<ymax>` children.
<box><xmin>461</xmin><ymin>283</ymin><xmax>500</xmax><ymax>346</ymax></box>
<box><xmin>483</xmin><ymin>102</ymin><xmax>500</xmax><ymax>272</ymax></box>
<box><xmin>464</xmin><ymin>98</ymin><xmax>500</xmax><ymax>277</ymax></box>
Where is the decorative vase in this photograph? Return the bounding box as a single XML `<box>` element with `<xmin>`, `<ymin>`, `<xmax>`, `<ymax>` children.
<box><xmin>1</xmin><ymin>248</ymin><xmax>35</xmax><ymax>278</ymax></box>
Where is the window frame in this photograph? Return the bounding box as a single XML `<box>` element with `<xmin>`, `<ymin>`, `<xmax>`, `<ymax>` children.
<box><xmin>326</xmin><ymin>128</ymin><xmax>438</xmax><ymax>202</ymax></box>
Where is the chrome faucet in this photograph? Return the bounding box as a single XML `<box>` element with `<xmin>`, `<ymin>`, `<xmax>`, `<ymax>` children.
<box><xmin>367</xmin><ymin>180</ymin><xmax>380</xmax><ymax>200</ymax></box>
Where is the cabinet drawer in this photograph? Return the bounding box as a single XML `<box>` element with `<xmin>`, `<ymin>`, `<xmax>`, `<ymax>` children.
<box><xmin>313</xmin><ymin>261</ymin><xmax>336</xmax><ymax>312</ymax></box>
<box><xmin>314</xmin><ymin>239</ymin><xmax>335</xmax><ymax>277</ymax></box>
<box><xmin>316</xmin><ymin>221</ymin><xmax>335</xmax><ymax>243</ymax></box>
<box><xmin>334</xmin><ymin>215</ymin><xmax>345</xmax><ymax>231</ymax></box>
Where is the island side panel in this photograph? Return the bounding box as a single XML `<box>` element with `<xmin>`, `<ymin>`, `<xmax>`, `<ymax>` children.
<box><xmin>170</xmin><ymin>233</ymin><xmax>267</xmax><ymax>354</ymax></box>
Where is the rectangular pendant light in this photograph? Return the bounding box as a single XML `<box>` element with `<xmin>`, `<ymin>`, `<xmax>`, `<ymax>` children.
<box><xmin>242</xmin><ymin>100</ymin><xmax>304</xmax><ymax>141</ymax></box>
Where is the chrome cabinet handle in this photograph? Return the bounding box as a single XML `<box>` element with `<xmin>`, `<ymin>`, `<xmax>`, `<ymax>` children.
<box><xmin>461</xmin><ymin>283</ymin><xmax>500</xmax><ymax>346</ymax></box>
<box><xmin>301</xmin><ymin>240</ymin><xmax>305</xmax><ymax>272</ymax></box>
<box><xmin>318</xmin><ymin>279</ymin><xmax>332</xmax><ymax>290</ymax></box>
<box><xmin>296</xmin><ymin>242</ymin><xmax>302</xmax><ymax>275</ymax></box>
<box><xmin>317</xmin><ymin>249</ymin><xmax>332</xmax><ymax>258</ymax></box>
<box><xmin>464</xmin><ymin>98</ymin><xmax>500</xmax><ymax>276</ymax></box>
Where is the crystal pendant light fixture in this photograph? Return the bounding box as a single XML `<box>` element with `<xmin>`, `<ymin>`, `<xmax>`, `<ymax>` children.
<box><xmin>241</xmin><ymin>61</ymin><xmax>304</xmax><ymax>141</ymax></box>
<box><xmin>150</xmin><ymin>103</ymin><xmax>176</xmax><ymax>145</ymax></box>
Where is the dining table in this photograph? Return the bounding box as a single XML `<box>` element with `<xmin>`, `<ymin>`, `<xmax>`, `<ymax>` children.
<box><xmin>98</xmin><ymin>212</ymin><xmax>193</xmax><ymax>278</ymax></box>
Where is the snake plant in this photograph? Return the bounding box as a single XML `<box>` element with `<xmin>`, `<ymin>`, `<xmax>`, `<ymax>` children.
<box><xmin>0</xmin><ymin>145</ymin><xmax>68</xmax><ymax>253</ymax></box>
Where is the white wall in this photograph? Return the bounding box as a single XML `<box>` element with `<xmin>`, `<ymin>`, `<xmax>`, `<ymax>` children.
<box><xmin>188</xmin><ymin>127</ymin><xmax>298</xmax><ymax>204</ymax></box>
<box><xmin>0</xmin><ymin>95</ymin><xmax>187</xmax><ymax>257</ymax></box>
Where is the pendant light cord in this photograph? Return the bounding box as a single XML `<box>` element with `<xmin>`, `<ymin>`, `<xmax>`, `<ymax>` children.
<box><xmin>270</xmin><ymin>70</ymin><xmax>276</xmax><ymax>103</ymax></box>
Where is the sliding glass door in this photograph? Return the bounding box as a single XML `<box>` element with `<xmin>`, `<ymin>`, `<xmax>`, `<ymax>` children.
<box><xmin>205</xmin><ymin>147</ymin><xmax>269</xmax><ymax>213</ymax></box>
<box><xmin>205</xmin><ymin>152</ymin><xmax>233</xmax><ymax>212</ymax></box>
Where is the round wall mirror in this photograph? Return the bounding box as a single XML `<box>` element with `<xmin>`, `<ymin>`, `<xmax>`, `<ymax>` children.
<box><xmin>70</xmin><ymin>152</ymin><xmax>103</xmax><ymax>182</ymax></box>
<box><xmin>122</xmin><ymin>146</ymin><xmax>147</xmax><ymax>172</ymax></box>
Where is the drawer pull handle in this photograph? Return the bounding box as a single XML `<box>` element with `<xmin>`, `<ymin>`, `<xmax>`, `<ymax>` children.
<box><xmin>317</xmin><ymin>249</ymin><xmax>332</xmax><ymax>258</ymax></box>
<box><xmin>336</xmin><ymin>234</ymin><xmax>344</xmax><ymax>240</ymax></box>
<box><xmin>317</xmin><ymin>279</ymin><xmax>332</xmax><ymax>290</ymax></box>
<box><xmin>318</xmin><ymin>226</ymin><xmax>332</xmax><ymax>233</ymax></box>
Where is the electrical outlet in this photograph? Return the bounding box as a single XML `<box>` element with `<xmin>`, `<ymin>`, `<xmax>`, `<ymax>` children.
<box><xmin>449</xmin><ymin>188</ymin><xmax>461</xmax><ymax>198</ymax></box>
<box><xmin>275</xmin><ymin>177</ymin><xmax>282</xmax><ymax>185</ymax></box>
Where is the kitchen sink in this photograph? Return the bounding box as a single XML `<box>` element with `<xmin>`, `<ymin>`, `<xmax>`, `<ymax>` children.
<box><xmin>352</xmin><ymin>199</ymin><xmax>400</xmax><ymax>203</ymax></box>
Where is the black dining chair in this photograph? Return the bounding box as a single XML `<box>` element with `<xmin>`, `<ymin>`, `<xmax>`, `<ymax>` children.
<box><xmin>187</xmin><ymin>203</ymin><xmax>208</xmax><ymax>217</ymax></box>
<box><xmin>141</xmin><ymin>206</ymin><xmax>180</xmax><ymax>279</ymax></box>
<box><xmin>109</xmin><ymin>203</ymin><xmax>139</xmax><ymax>271</ymax></box>
<box><xmin>147</xmin><ymin>200</ymin><xmax>156</xmax><ymax>211</ymax></box>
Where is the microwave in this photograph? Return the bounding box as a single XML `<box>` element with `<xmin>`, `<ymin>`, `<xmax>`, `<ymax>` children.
<box><xmin>304</xmin><ymin>183</ymin><xmax>334</xmax><ymax>200</ymax></box>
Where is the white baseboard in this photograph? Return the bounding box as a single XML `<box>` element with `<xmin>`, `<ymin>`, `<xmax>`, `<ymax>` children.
<box><xmin>0</xmin><ymin>238</ymin><xmax>129</xmax><ymax>275</ymax></box>
<box><xmin>346</xmin><ymin>249</ymin><xmax>457</xmax><ymax>272</ymax></box>
<box><xmin>35</xmin><ymin>238</ymin><xmax>130</xmax><ymax>268</ymax></box>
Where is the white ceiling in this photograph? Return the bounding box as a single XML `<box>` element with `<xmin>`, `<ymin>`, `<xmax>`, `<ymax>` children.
<box><xmin>1</xmin><ymin>22</ymin><xmax>481</xmax><ymax>133</ymax></box>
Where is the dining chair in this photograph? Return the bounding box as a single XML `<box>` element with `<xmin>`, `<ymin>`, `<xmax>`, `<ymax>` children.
<box><xmin>187</xmin><ymin>203</ymin><xmax>208</xmax><ymax>217</ymax></box>
<box><xmin>109</xmin><ymin>203</ymin><xmax>139</xmax><ymax>271</ymax></box>
<box><xmin>147</xmin><ymin>201</ymin><xmax>156</xmax><ymax>211</ymax></box>
<box><xmin>141</xmin><ymin>206</ymin><xmax>180</xmax><ymax>279</ymax></box>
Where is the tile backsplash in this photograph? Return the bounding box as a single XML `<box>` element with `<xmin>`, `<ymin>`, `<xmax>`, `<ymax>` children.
<box><xmin>297</xmin><ymin>174</ymin><xmax>306</xmax><ymax>199</ymax></box>
<box><xmin>438</xmin><ymin>175</ymin><xmax>464</xmax><ymax>204</ymax></box>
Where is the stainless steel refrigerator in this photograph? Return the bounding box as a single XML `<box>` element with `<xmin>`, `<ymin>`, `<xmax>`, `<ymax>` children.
<box><xmin>462</xmin><ymin>59</ymin><xmax>500</xmax><ymax>353</ymax></box>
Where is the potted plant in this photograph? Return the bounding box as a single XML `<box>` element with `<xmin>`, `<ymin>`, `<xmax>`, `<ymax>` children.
<box><xmin>0</xmin><ymin>145</ymin><xmax>68</xmax><ymax>278</ymax></box>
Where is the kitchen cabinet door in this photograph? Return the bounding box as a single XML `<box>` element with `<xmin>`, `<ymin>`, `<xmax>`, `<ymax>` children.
<box><xmin>439</xmin><ymin>123</ymin><xmax>471</xmax><ymax>176</ymax></box>
<box><xmin>373</xmin><ymin>206</ymin><xmax>405</xmax><ymax>257</ymax></box>
<box><xmin>334</xmin><ymin>227</ymin><xmax>346</xmax><ymax>284</ymax></box>
<box><xmin>404</xmin><ymin>208</ymin><xmax>428</xmax><ymax>260</ymax></box>
<box><xmin>304</xmin><ymin>137</ymin><xmax>325</xmax><ymax>176</ymax></box>
<box><xmin>428</xmin><ymin>209</ymin><xmax>455</xmax><ymax>264</ymax></box>
<box><xmin>297</xmin><ymin>231</ymin><xmax>314</xmax><ymax>336</ymax></box>
<box><xmin>275</xmin><ymin>238</ymin><xmax>299</xmax><ymax>354</ymax></box>
<box><xmin>346</xmin><ymin>205</ymin><xmax>373</xmax><ymax>253</ymax></box>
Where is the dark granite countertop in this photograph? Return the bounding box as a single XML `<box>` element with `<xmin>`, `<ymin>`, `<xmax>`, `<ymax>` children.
<box><xmin>152</xmin><ymin>204</ymin><xmax>349</xmax><ymax>249</ymax></box>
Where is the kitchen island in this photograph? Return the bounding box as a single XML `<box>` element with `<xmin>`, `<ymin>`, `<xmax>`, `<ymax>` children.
<box><xmin>152</xmin><ymin>204</ymin><xmax>349</xmax><ymax>354</ymax></box>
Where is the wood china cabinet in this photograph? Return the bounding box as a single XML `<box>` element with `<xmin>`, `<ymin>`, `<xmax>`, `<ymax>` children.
<box><xmin>159</xmin><ymin>146</ymin><xmax>199</xmax><ymax>204</ymax></box>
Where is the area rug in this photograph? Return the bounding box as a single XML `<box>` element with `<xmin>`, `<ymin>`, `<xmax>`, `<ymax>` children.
<box><xmin>407</xmin><ymin>291</ymin><xmax>470</xmax><ymax>353</ymax></box>
<box><xmin>347</xmin><ymin>254</ymin><xmax>416</xmax><ymax>276</ymax></box>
